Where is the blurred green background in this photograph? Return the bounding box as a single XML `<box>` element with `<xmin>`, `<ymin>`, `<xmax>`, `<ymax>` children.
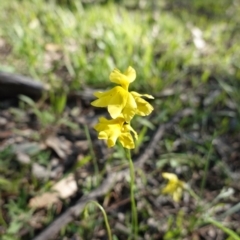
<box><xmin>1</xmin><ymin>0</ymin><xmax>240</xmax><ymax>93</ymax></box>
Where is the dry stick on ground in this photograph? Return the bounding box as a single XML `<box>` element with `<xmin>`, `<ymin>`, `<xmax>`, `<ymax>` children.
<box><xmin>33</xmin><ymin>109</ymin><xmax>194</xmax><ymax>240</ymax></box>
<box><xmin>0</xmin><ymin>72</ymin><xmax>92</xmax><ymax>101</ymax></box>
<box><xmin>0</xmin><ymin>72</ymin><xmax>48</xmax><ymax>99</ymax></box>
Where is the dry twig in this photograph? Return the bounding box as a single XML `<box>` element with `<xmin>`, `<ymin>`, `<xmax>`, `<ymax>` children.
<box><xmin>0</xmin><ymin>72</ymin><xmax>47</xmax><ymax>99</ymax></box>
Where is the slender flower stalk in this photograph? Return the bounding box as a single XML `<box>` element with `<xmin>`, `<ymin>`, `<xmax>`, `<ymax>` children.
<box><xmin>91</xmin><ymin>66</ymin><xmax>154</xmax><ymax>239</ymax></box>
<box><xmin>125</xmin><ymin>148</ymin><xmax>138</xmax><ymax>238</ymax></box>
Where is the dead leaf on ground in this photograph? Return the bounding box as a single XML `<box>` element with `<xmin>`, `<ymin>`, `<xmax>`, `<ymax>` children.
<box><xmin>29</xmin><ymin>174</ymin><xmax>78</xmax><ymax>209</ymax></box>
<box><xmin>45</xmin><ymin>136</ymin><xmax>72</xmax><ymax>159</ymax></box>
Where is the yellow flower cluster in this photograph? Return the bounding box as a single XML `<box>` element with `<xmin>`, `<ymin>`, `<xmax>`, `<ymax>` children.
<box><xmin>91</xmin><ymin>66</ymin><xmax>154</xmax><ymax>149</ymax></box>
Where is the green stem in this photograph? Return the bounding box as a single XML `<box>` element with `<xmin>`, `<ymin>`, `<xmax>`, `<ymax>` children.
<box><xmin>125</xmin><ymin>148</ymin><xmax>138</xmax><ymax>239</ymax></box>
<box><xmin>84</xmin><ymin>201</ymin><xmax>112</xmax><ymax>240</ymax></box>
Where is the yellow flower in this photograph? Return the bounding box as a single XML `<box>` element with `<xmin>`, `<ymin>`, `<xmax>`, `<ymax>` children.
<box><xmin>162</xmin><ymin>172</ymin><xmax>186</xmax><ymax>202</ymax></box>
<box><xmin>91</xmin><ymin>66</ymin><xmax>154</xmax><ymax>122</ymax></box>
<box><xmin>94</xmin><ymin>117</ymin><xmax>138</xmax><ymax>149</ymax></box>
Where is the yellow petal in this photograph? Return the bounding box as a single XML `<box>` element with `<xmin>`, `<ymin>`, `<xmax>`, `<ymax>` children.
<box><xmin>93</xmin><ymin>91</ymin><xmax>106</xmax><ymax>98</ymax></box>
<box><xmin>122</xmin><ymin>93</ymin><xmax>137</xmax><ymax>122</ymax></box>
<box><xmin>162</xmin><ymin>172</ymin><xmax>179</xmax><ymax>182</ymax></box>
<box><xmin>134</xmin><ymin>97</ymin><xmax>153</xmax><ymax>116</ymax></box>
<box><xmin>123</xmin><ymin>124</ymin><xmax>138</xmax><ymax>140</ymax></box>
<box><xmin>124</xmin><ymin>66</ymin><xmax>136</xmax><ymax>82</ymax></box>
<box><xmin>119</xmin><ymin>133</ymin><xmax>135</xmax><ymax>149</ymax></box>
<box><xmin>98</xmin><ymin>117</ymin><xmax>107</xmax><ymax>122</ymax></box>
<box><xmin>107</xmin><ymin>87</ymin><xmax>128</xmax><ymax>119</ymax></box>
<box><xmin>131</xmin><ymin>91</ymin><xmax>154</xmax><ymax>99</ymax></box>
<box><xmin>91</xmin><ymin>88</ymin><xmax>119</xmax><ymax>107</ymax></box>
<box><xmin>94</xmin><ymin>117</ymin><xmax>109</xmax><ymax>132</ymax></box>
<box><xmin>98</xmin><ymin>131</ymin><xmax>108</xmax><ymax>139</ymax></box>
<box><xmin>110</xmin><ymin>66</ymin><xmax>136</xmax><ymax>89</ymax></box>
<box><xmin>107</xmin><ymin>132</ymin><xmax>119</xmax><ymax>147</ymax></box>
<box><xmin>130</xmin><ymin>91</ymin><xmax>154</xmax><ymax>116</ymax></box>
<box><xmin>173</xmin><ymin>188</ymin><xmax>182</xmax><ymax>202</ymax></box>
<box><xmin>162</xmin><ymin>185</ymin><xmax>172</xmax><ymax>194</ymax></box>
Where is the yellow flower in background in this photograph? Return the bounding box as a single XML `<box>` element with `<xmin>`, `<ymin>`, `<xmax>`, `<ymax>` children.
<box><xmin>162</xmin><ymin>172</ymin><xmax>186</xmax><ymax>202</ymax></box>
<box><xmin>94</xmin><ymin>117</ymin><xmax>138</xmax><ymax>149</ymax></box>
<box><xmin>91</xmin><ymin>66</ymin><xmax>154</xmax><ymax>122</ymax></box>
